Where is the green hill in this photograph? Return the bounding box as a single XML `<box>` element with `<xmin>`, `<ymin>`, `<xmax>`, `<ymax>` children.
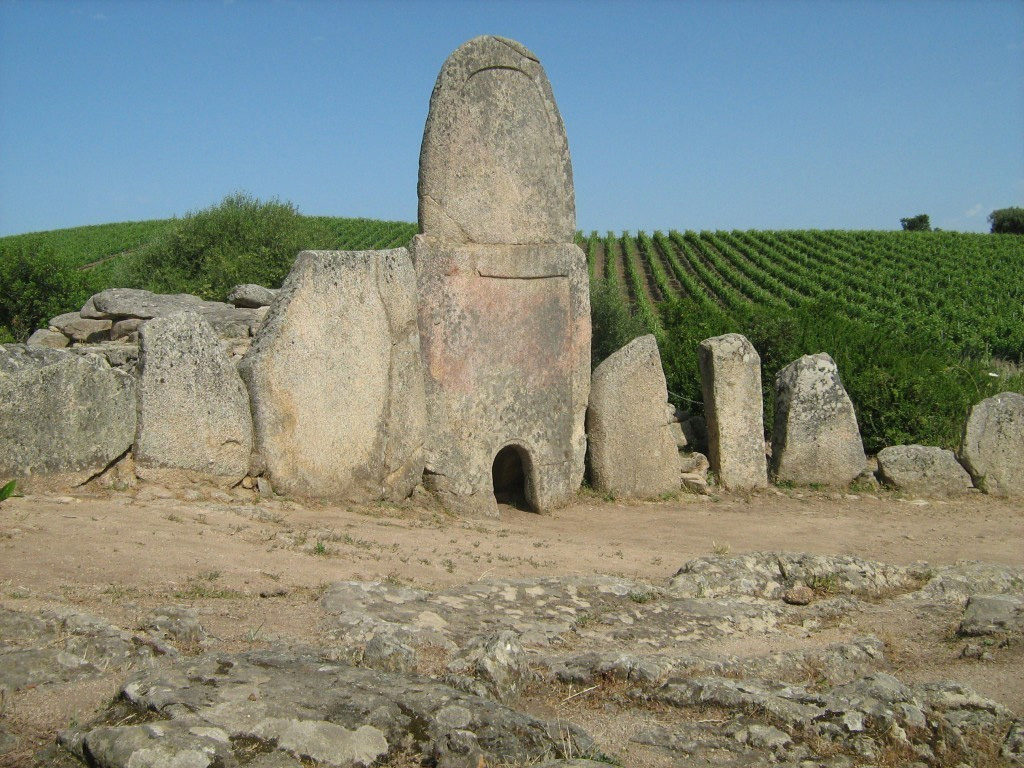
<box><xmin>3</xmin><ymin>194</ymin><xmax>1022</xmax><ymax>454</ymax></box>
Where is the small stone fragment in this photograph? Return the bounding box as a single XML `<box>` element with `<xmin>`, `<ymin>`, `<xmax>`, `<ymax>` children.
<box><xmin>27</xmin><ymin>329</ymin><xmax>69</xmax><ymax>348</ymax></box>
<box><xmin>784</xmin><ymin>583</ymin><xmax>815</xmax><ymax>606</ymax></box>
<box><xmin>227</xmin><ymin>283</ymin><xmax>279</xmax><ymax>308</ymax></box>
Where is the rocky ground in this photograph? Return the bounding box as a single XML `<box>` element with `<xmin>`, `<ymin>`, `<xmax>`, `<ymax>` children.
<box><xmin>0</xmin><ymin>485</ymin><xmax>1022</xmax><ymax>767</ymax></box>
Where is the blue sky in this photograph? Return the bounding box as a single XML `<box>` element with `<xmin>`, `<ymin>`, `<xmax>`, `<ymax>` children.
<box><xmin>1</xmin><ymin>0</ymin><xmax>1021</xmax><ymax>236</ymax></box>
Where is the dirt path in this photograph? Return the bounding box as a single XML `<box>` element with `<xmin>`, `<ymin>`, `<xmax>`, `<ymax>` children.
<box><xmin>2</xmin><ymin>487</ymin><xmax>1022</xmax><ymax>766</ymax></box>
<box><xmin>3</xmin><ymin>487</ymin><xmax>1020</xmax><ymax>633</ymax></box>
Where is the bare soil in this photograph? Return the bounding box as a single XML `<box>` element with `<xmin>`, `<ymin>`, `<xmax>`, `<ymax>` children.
<box><xmin>1</xmin><ymin>485</ymin><xmax>1022</xmax><ymax>766</ymax></box>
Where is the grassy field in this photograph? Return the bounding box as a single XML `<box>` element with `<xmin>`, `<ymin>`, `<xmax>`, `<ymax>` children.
<box><xmin>3</xmin><ymin>195</ymin><xmax>1021</xmax><ymax>453</ymax></box>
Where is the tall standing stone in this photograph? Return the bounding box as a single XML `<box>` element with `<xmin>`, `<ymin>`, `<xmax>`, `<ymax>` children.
<box><xmin>698</xmin><ymin>334</ymin><xmax>768</xmax><ymax>491</ymax></box>
<box><xmin>587</xmin><ymin>335</ymin><xmax>680</xmax><ymax>499</ymax></box>
<box><xmin>134</xmin><ymin>312</ymin><xmax>253</xmax><ymax>486</ymax></box>
<box><xmin>960</xmin><ymin>392</ymin><xmax>1024</xmax><ymax>497</ymax></box>
<box><xmin>772</xmin><ymin>353</ymin><xmax>866</xmax><ymax>486</ymax></box>
<box><xmin>414</xmin><ymin>36</ymin><xmax>590</xmax><ymax>515</ymax></box>
<box><xmin>239</xmin><ymin>249</ymin><xmax>425</xmax><ymax>502</ymax></box>
<box><xmin>0</xmin><ymin>346</ymin><xmax>136</xmax><ymax>487</ymax></box>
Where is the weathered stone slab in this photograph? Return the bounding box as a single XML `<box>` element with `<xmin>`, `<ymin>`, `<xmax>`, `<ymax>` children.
<box><xmin>772</xmin><ymin>353</ymin><xmax>866</xmax><ymax>486</ymax></box>
<box><xmin>876</xmin><ymin>444</ymin><xmax>973</xmax><ymax>495</ymax></box>
<box><xmin>698</xmin><ymin>333</ymin><xmax>767</xmax><ymax>491</ymax></box>
<box><xmin>960</xmin><ymin>392</ymin><xmax>1024</xmax><ymax>497</ymax></box>
<box><xmin>240</xmin><ymin>249</ymin><xmax>425</xmax><ymax>502</ymax></box>
<box><xmin>27</xmin><ymin>329</ymin><xmax>69</xmax><ymax>348</ymax></box>
<box><xmin>418</xmin><ymin>35</ymin><xmax>575</xmax><ymax>245</ymax></box>
<box><xmin>89</xmin><ymin>288</ymin><xmax>211</xmax><ymax>318</ymax></box>
<box><xmin>0</xmin><ymin>345</ymin><xmax>135</xmax><ymax>487</ymax></box>
<box><xmin>47</xmin><ymin>311</ymin><xmax>83</xmax><ymax>330</ymax></box>
<box><xmin>57</xmin><ymin>650</ymin><xmax>592</xmax><ymax>768</ymax></box>
<box><xmin>586</xmin><ymin>334</ymin><xmax>679</xmax><ymax>499</ymax></box>
<box><xmin>958</xmin><ymin>594</ymin><xmax>1024</xmax><ymax>637</ymax></box>
<box><xmin>227</xmin><ymin>283</ymin><xmax>278</xmax><ymax>308</ymax></box>
<box><xmin>135</xmin><ymin>312</ymin><xmax>253</xmax><ymax>486</ymax></box>
<box><xmin>414</xmin><ymin>239</ymin><xmax>589</xmax><ymax>514</ymax></box>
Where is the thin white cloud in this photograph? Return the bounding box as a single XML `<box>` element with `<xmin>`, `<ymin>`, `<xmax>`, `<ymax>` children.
<box><xmin>964</xmin><ymin>203</ymin><xmax>983</xmax><ymax>218</ymax></box>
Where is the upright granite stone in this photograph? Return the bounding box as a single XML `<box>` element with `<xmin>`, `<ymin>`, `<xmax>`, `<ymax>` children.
<box><xmin>0</xmin><ymin>345</ymin><xmax>136</xmax><ymax>487</ymax></box>
<box><xmin>587</xmin><ymin>335</ymin><xmax>679</xmax><ymax>499</ymax></box>
<box><xmin>418</xmin><ymin>35</ymin><xmax>575</xmax><ymax>245</ymax></box>
<box><xmin>772</xmin><ymin>353</ymin><xmax>866</xmax><ymax>486</ymax></box>
<box><xmin>876</xmin><ymin>445</ymin><xmax>972</xmax><ymax>495</ymax></box>
<box><xmin>134</xmin><ymin>312</ymin><xmax>253</xmax><ymax>486</ymax></box>
<box><xmin>240</xmin><ymin>249</ymin><xmax>425</xmax><ymax>502</ymax></box>
<box><xmin>698</xmin><ymin>334</ymin><xmax>768</xmax><ymax>491</ymax></box>
<box><xmin>414</xmin><ymin>36</ymin><xmax>590</xmax><ymax>515</ymax></box>
<box><xmin>960</xmin><ymin>392</ymin><xmax>1024</xmax><ymax>497</ymax></box>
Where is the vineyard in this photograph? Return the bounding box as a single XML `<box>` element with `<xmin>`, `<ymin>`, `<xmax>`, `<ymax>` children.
<box><xmin>579</xmin><ymin>229</ymin><xmax>1024</xmax><ymax>363</ymax></box>
<box><xmin>3</xmin><ymin>200</ymin><xmax>1023</xmax><ymax>452</ymax></box>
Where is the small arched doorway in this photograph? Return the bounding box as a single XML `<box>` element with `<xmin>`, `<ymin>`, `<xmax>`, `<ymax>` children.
<box><xmin>492</xmin><ymin>444</ymin><xmax>534</xmax><ymax>511</ymax></box>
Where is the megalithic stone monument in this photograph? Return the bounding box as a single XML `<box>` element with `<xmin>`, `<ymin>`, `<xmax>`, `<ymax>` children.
<box><xmin>412</xmin><ymin>36</ymin><xmax>591</xmax><ymax>515</ymax></box>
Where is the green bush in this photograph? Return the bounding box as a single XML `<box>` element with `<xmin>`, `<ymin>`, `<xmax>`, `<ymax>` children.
<box><xmin>130</xmin><ymin>193</ymin><xmax>314</xmax><ymax>300</ymax></box>
<box><xmin>0</xmin><ymin>243</ymin><xmax>93</xmax><ymax>341</ymax></box>
<box><xmin>590</xmin><ymin>277</ymin><xmax>646</xmax><ymax>367</ymax></box>
<box><xmin>989</xmin><ymin>207</ymin><xmax>1024</xmax><ymax>234</ymax></box>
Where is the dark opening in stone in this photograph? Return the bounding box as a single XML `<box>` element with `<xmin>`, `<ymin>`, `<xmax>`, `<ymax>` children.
<box><xmin>492</xmin><ymin>445</ymin><xmax>530</xmax><ymax>510</ymax></box>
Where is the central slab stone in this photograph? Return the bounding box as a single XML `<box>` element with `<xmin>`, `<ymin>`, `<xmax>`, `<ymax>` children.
<box><xmin>414</xmin><ymin>36</ymin><xmax>590</xmax><ymax>514</ymax></box>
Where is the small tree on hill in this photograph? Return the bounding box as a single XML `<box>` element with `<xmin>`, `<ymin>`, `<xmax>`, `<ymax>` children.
<box><xmin>900</xmin><ymin>214</ymin><xmax>931</xmax><ymax>231</ymax></box>
<box><xmin>988</xmin><ymin>207</ymin><xmax>1024</xmax><ymax>234</ymax></box>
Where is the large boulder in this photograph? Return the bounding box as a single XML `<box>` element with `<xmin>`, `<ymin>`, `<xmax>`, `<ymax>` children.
<box><xmin>0</xmin><ymin>346</ymin><xmax>136</xmax><ymax>487</ymax></box>
<box><xmin>587</xmin><ymin>335</ymin><xmax>679</xmax><ymax>499</ymax></box>
<box><xmin>240</xmin><ymin>249</ymin><xmax>425</xmax><ymax>502</ymax></box>
<box><xmin>697</xmin><ymin>333</ymin><xmax>767</xmax><ymax>491</ymax></box>
<box><xmin>960</xmin><ymin>392</ymin><xmax>1024</xmax><ymax>497</ymax></box>
<box><xmin>771</xmin><ymin>353</ymin><xmax>866</xmax><ymax>487</ymax></box>
<box><xmin>134</xmin><ymin>312</ymin><xmax>253</xmax><ymax>486</ymax></box>
<box><xmin>876</xmin><ymin>445</ymin><xmax>972</xmax><ymax>495</ymax></box>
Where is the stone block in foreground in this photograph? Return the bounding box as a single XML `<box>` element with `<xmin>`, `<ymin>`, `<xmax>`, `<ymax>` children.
<box><xmin>0</xmin><ymin>345</ymin><xmax>136</xmax><ymax>487</ymax></box>
<box><xmin>134</xmin><ymin>311</ymin><xmax>253</xmax><ymax>486</ymax></box>
<box><xmin>876</xmin><ymin>444</ymin><xmax>972</xmax><ymax>495</ymax></box>
<box><xmin>587</xmin><ymin>334</ymin><xmax>679</xmax><ymax>499</ymax></box>
<box><xmin>960</xmin><ymin>391</ymin><xmax>1024</xmax><ymax>497</ymax></box>
<box><xmin>240</xmin><ymin>249</ymin><xmax>425</xmax><ymax>502</ymax></box>
<box><xmin>698</xmin><ymin>333</ymin><xmax>768</xmax><ymax>491</ymax></box>
<box><xmin>771</xmin><ymin>353</ymin><xmax>866</xmax><ymax>487</ymax></box>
